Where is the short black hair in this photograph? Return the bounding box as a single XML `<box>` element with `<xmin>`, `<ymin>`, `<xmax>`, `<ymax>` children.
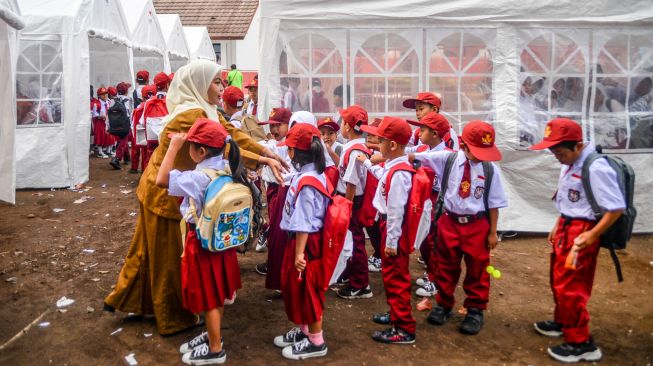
<box><xmin>333</xmin><ymin>84</ymin><xmax>351</xmax><ymax>98</ymax></box>
<box><xmin>549</xmin><ymin>140</ymin><xmax>580</xmax><ymax>151</ymax></box>
<box><xmin>231</xmin><ymin>64</ymin><xmax>237</xmax><ymax>70</ymax></box>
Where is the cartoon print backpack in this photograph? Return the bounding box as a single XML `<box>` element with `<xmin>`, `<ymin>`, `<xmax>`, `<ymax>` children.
<box><xmin>188</xmin><ymin>169</ymin><xmax>254</xmax><ymax>252</ymax></box>
<box><xmin>295</xmin><ymin>176</ymin><xmax>353</xmax><ymax>290</ymax></box>
<box><xmin>142</xmin><ymin>97</ymin><xmax>168</xmax><ymax>142</ymax></box>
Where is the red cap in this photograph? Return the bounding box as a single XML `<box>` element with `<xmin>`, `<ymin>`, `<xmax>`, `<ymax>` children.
<box><xmin>338</xmin><ymin>105</ymin><xmax>368</xmax><ymax>132</ymax></box>
<box><xmin>116</xmin><ymin>82</ymin><xmax>131</xmax><ymax>94</ymax></box>
<box><xmin>370</xmin><ymin>118</ymin><xmax>382</xmax><ymax>127</ymax></box>
<box><xmin>142</xmin><ymin>85</ymin><xmax>157</xmax><ymax>98</ymax></box>
<box><xmin>136</xmin><ymin>70</ymin><xmax>150</xmax><ymax>83</ymax></box>
<box><xmin>409</xmin><ymin>112</ymin><xmax>450</xmax><ymax>138</ymax></box>
<box><xmin>153</xmin><ymin>72</ymin><xmax>171</xmax><ymax>88</ymax></box>
<box><xmin>107</xmin><ymin>86</ymin><xmax>117</xmax><ymax>97</ymax></box>
<box><xmin>461</xmin><ymin>121</ymin><xmax>502</xmax><ymax>161</ymax></box>
<box><xmin>317</xmin><ymin>117</ymin><xmax>340</xmax><ymax>132</ymax></box>
<box><xmin>246</xmin><ymin>78</ymin><xmax>258</xmax><ymax>89</ymax></box>
<box><xmin>96</xmin><ymin>87</ymin><xmax>108</xmax><ymax>96</ymax></box>
<box><xmin>186</xmin><ymin>118</ymin><xmax>229</xmax><ymax>149</ymax></box>
<box><xmin>259</xmin><ymin>108</ymin><xmax>291</xmax><ymax>125</ymax></box>
<box><xmin>402</xmin><ymin>92</ymin><xmax>442</xmax><ymax>110</ymax></box>
<box><xmin>360</xmin><ymin>116</ymin><xmax>412</xmax><ymax>145</ymax></box>
<box><xmin>278</xmin><ymin>123</ymin><xmax>321</xmax><ymax>151</ymax></box>
<box><xmin>168</xmin><ymin>73</ymin><xmax>175</xmax><ymax>81</ymax></box>
<box><xmin>223</xmin><ymin>86</ymin><xmax>245</xmax><ymax>108</ymax></box>
<box><xmin>528</xmin><ymin>118</ymin><xmax>583</xmax><ymax>150</ymax></box>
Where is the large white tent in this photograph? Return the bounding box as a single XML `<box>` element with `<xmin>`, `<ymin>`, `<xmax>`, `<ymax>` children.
<box><xmin>121</xmin><ymin>0</ymin><xmax>168</xmax><ymax>75</ymax></box>
<box><xmin>0</xmin><ymin>0</ymin><xmax>24</xmax><ymax>204</ymax></box>
<box><xmin>157</xmin><ymin>13</ymin><xmax>190</xmax><ymax>73</ymax></box>
<box><xmin>259</xmin><ymin>0</ymin><xmax>653</xmax><ymax>232</ymax></box>
<box><xmin>16</xmin><ymin>0</ymin><xmax>132</xmax><ymax>189</ymax></box>
<box><xmin>183</xmin><ymin>26</ymin><xmax>216</xmax><ymax>62</ymax></box>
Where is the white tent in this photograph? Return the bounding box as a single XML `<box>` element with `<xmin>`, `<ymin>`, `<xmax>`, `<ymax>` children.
<box><xmin>183</xmin><ymin>26</ymin><xmax>216</xmax><ymax>62</ymax></box>
<box><xmin>121</xmin><ymin>0</ymin><xmax>168</xmax><ymax>75</ymax></box>
<box><xmin>259</xmin><ymin>0</ymin><xmax>653</xmax><ymax>232</ymax></box>
<box><xmin>157</xmin><ymin>13</ymin><xmax>190</xmax><ymax>73</ymax></box>
<box><xmin>16</xmin><ymin>0</ymin><xmax>132</xmax><ymax>189</ymax></box>
<box><xmin>0</xmin><ymin>0</ymin><xmax>24</xmax><ymax>204</ymax></box>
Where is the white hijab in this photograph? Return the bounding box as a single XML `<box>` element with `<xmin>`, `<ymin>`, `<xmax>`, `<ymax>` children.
<box><xmin>162</xmin><ymin>60</ymin><xmax>222</xmax><ymax>128</ymax></box>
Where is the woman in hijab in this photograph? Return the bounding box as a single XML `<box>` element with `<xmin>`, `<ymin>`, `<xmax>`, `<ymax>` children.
<box><xmin>104</xmin><ymin>60</ymin><xmax>286</xmax><ymax>335</ymax></box>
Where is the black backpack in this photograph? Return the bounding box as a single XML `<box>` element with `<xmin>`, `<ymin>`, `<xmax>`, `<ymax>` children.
<box><xmin>107</xmin><ymin>99</ymin><xmax>131</xmax><ymax>138</ymax></box>
<box><xmin>581</xmin><ymin>151</ymin><xmax>637</xmax><ymax>282</ymax></box>
<box><xmin>132</xmin><ymin>89</ymin><xmax>143</xmax><ymax>109</ymax></box>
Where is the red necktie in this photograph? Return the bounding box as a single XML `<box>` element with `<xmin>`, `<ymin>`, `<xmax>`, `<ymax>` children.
<box><xmin>459</xmin><ymin>159</ymin><xmax>471</xmax><ymax>198</ymax></box>
<box><xmin>252</xmin><ymin>103</ymin><xmax>257</xmax><ymax>116</ymax></box>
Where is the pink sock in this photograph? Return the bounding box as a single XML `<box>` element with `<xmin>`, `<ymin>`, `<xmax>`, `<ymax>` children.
<box><xmin>308</xmin><ymin>331</ymin><xmax>324</xmax><ymax>346</ymax></box>
<box><xmin>300</xmin><ymin>324</ymin><xmax>309</xmax><ymax>335</ymax></box>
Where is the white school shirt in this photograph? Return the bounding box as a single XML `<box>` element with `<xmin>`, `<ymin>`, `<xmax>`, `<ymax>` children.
<box><xmin>414</xmin><ymin>150</ymin><xmax>508</xmax><ymax>215</ymax></box>
<box><xmin>280</xmin><ymin>163</ymin><xmax>329</xmax><ymax>233</ymax></box>
<box><xmin>167</xmin><ymin>156</ymin><xmax>227</xmax><ymax>224</ymax></box>
<box><xmin>336</xmin><ymin>138</ymin><xmax>368</xmax><ymax>195</ymax></box>
<box><xmin>331</xmin><ymin>141</ymin><xmax>344</xmax><ymax>157</ymax></box>
<box><xmin>555</xmin><ymin>142</ymin><xmax>625</xmax><ymax>220</ymax></box>
<box><xmin>230</xmin><ymin>110</ymin><xmax>243</xmax><ymax>129</ymax></box>
<box><xmin>372</xmin><ymin>156</ymin><xmax>412</xmax><ymax>249</ymax></box>
<box><xmin>407</xmin><ymin>141</ymin><xmax>447</xmax><ymax>191</ymax></box>
<box><xmin>246</xmin><ymin>101</ymin><xmax>256</xmax><ymax>116</ymax></box>
<box><xmin>257</xmin><ymin>140</ymin><xmax>297</xmax><ymax>184</ymax></box>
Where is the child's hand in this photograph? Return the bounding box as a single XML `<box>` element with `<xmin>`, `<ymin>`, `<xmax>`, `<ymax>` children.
<box><xmin>487</xmin><ymin>231</ymin><xmax>498</xmax><ymax>250</ymax></box>
<box><xmin>168</xmin><ymin>132</ymin><xmax>188</xmax><ymax>150</ymax></box>
<box><xmin>384</xmin><ymin>246</ymin><xmax>397</xmax><ymax>257</ymax></box>
<box><xmin>356</xmin><ymin>155</ymin><xmax>367</xmax><ymax>163</ymax></box>
<box><xmin>295</xmin><ymin>253</ymin><xmax>306</xmax><ymax>272</ymax></box>
<box><xmin>370</xmin><ymin>154</ymin><xmax>386</xmax><ymax>165</ymax></box>
<box><xmin>573</xmin><ymin>231</ymin><xmax>598</xmax><ymax>250</ymax></box>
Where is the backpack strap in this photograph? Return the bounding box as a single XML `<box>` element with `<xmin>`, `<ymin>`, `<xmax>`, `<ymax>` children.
<box><xmin>384</xmin><ymin>162</ymin><xmax>416</xmax><ymax>201</ymax></box>
<box><xmin>482</xmin><ymin>161</ymin><xmax>494</xmax><ymax>217</ymax></box>
<box><xmin>342</xmin><ymin>143</ymin><xmax>371</xmax><ymax>171</ymax></box>
<box><xmin>434</xmin><ymin>152</ymin><xmax>458</xmax><ymax>220</ymax></box>
<box><xmin>296</xmin><ymin>175</ymin><xmax>334</xmax><ymax>202</ymax></box>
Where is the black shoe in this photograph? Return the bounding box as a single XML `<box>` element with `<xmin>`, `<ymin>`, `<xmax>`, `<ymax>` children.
<box><xmin>181</xmin><ymin>344</ymin><xmax>226</xmax><ymax>365</ymax></box>
<box><xmin>110</xmin><ymin>158</ymin><xmax>122</xmax><ymax>170</ymax></box>
<box><xmin>548</xmin><ymin>338</ymin><xmax>602</xmax><ymax>363</ymax></box>
<box><xmin>371</xmin><ymin>327</ymin><xmax>415</xmax><ymax>344</ymax></box>
<box><xmin>273</xmin><ymin>327</ymin><xmax>308</xmax><ymax>348</ymax></box>
<box><xmin>129</xmin><ymin>168</ymin><xmax>139</xmax><ymax>174</ymax></box>
<box><xmin>179</xmin><ymin>331</ymin><xmax>209</xmax><ymax>354</ymax></box>
<box><xmin>427</xmin><ymin>305</ymin><xmax>452</xmax><ymax>325</ymax></box>
<box><xmin>255</xmin><ymin>263</ymin><xmax>267</xmax><ymax>276</ymax></box>
<box><xmin>102</xmin><ymin>303</ymin><xmax>115</xmax><ymax>313</ymax></box>
<box><xmin>459</xmin><ymin>308</ymin><xmax>484</xmax><ymax>335</ymax></box>
<box><xmin>534</xmin><ymin>320</ymin><xmax>563</xmax><ymax>337</ymax></box>
<box><xmin>281</xmin><ymin>338</ymin><xmax>328</xmax><ymax>360</ymax></box>
<box><xmin>123</xmin><ymin>158</ymin><xmax>130</xmax><ymax>165</ymax></box>
<box><xmin>372</xmin><ymin>312</ymin><xmax>391</xmax><ymax>325</ymax></box>
<box><xmin>337</xmin><ymin>285</ymin><xmax>373</xmax><ymax>299</ymax></box>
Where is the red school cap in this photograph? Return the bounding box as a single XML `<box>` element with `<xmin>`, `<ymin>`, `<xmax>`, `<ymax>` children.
<box><xmin>528</xmin><ymin>118</ymin><xmax>583</xmax><ymax>150</ymax></box>
<box><xmin>142</xmin><ymin>85</ymin><xmax>157</xmax><ymax>98</ymax></box>
<box><xmin>278</xmin><ymin>123</ymin><xmax>321</xmax><ymax>151</ymax></box>
<box><xmin>223</xmin><ymin>86</ymin><xmax>245</xmax><ymax>108</ymax></box>
<box><xmin>259</xmin><ymin>108</ymin><xmax>292</xmax><ymax>125</ymax></box>
<box><xmin>360</xmin><ymin>116</ymin><xmax>412</xmax><ymax>145</ymax></box>
<box><xmin>153</xmin><ymin>72</ymin><xmax>171</xmax><ymax>88</ymax></box>
<box><xmin>402</xmin><ymin>92</ymin><xmax>442</xmax><ymax>110</ymax></box>
<box><xmin>338</xmin><ymin>105</ymin><xmax>368</xmax><ymax>131</ymax></box>
<box><xmin>246</xmin><ymin>78</ymin><xmax>258</xmax><ymax>89</ymax></box>
<box><xmin>186</xmin><ymin>118</ymin><xmax>229</xmax><ymax>149</ymax></box>
<box><xmin>116</xmin><ymin>82</ymin><xmax>131</xmax><ymax>94</ymax></box>
<box><xmin>96</xmin><ymin>87</ymin><xmax>108</xmax><ymax>96</ymax></box>
<box><xmin>409</xmin><ymin>112</ymin><xmax>450</xmax><ymax>138</ymax></box>
<box><xmin>317</xmin><ymin>117</ymin><xmax>340</xmax><ymax>132</ymax></box>
<box><xmin>461</xmin><ymin>121</ymin><xmax>502</xmax><ymax>161</ymax></box>
<box><xmin>107</xmin><ymin>86</ymin><xmax>118</xmax><ymax>97</ymax></box>
<box><xmin>136</xmin><ymin>70</ymin><xmax>150</xmax><ymax>83</ymax></box>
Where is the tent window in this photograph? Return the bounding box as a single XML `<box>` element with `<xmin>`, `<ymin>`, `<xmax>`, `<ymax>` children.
<box><xmin>428</xmin><ymin>32</ymin><xmax>494</xmax><ymax>132</ymax></box>
<box><xmin>590</xmin><ymin>32</ymin><xmax>653</xmax><ymax>151</ymax></box>
<box><xmin>16</xmin><ymin>39</ymin><xmax>64</xmax><ymax>127</ymax></box>
<box><xmin>279</xmin><ymin>33</ymin><xmax>344</xmax><ymax>115</ymax></box>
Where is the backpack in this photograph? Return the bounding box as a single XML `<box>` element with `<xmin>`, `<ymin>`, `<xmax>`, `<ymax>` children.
<box><xmin>143</xmin><ymin>97</ymin><xmax>168</xmax><ymax>142</ymax></box>
<box><xmin>188</xmin><ymin>169</ymin><xmax>254</xmax><ymax>252</ymax></box>
<box><xmin>581</xmin><ymin>151</ymin><xmax>637</xmax><ymax>282</ymax></box>
<box><xmin>231</xmin><ymin>113</ymin><xmax>267</xmax><ymax>141</ymax></box>
<box><xmin>434</xmin><ymin>152</ymin><xmax>494</xmax><ymax>221</ymax></box>
<box><xmin>385</xmin><ymin>161</ymin><xmax>434</xmax><ymax>252</ymax></box>
<box><xmin>132</xmin><ymin>89</ymin><xmax>143</xmax><ymax>109</ymax></box>
<box><xmin>295</xmin><ymin>175</ymin><xmax>353</xmax><ymax>291</ymax></box>
<box><xmin>107</xmin><ymin>99</ymin><xmax>131</xmax><ymax>138</ymax></box>
<box><xmin>132</xmin><ymin>105</ymin><xmax>147</xmax><ymax>146</ymax></box>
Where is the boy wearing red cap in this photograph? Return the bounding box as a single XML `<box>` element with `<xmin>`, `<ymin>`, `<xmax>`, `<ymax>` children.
<box><xmin>130</xmin><ymin>85</ymin><xmax>156</xmax><ymax>173</ymax></box>
<box><xmin>109</xmin><ymin>82</ymin><xmax>134</xmax><ymax>169</ymax></box>
<box><xmin>133</xmin><ymin>70</ymin><xmax>150</xmax><ymax>109</ymax></box>
<box><xmin>360</xmin><ymin>117</ymin><xmax>417</xmax><ymax>344</ymax></box>
<box><xmin>221</xmin><ymin>86</ymin><xmax>246</xmax><ymax>128</ymax></box>
<box><xmin>336</xmin><ymin>105</ymin><xmax>373</xmax><ymax>300</ymax></box>
<box><xmin>153</xmin><ymin>72</ymin><xmax>171</xmax><ymax>99</ymax></box>
<box><xmin>529</xmin><ymin>118</ymin><xmax>625</xmax><ymax>363</ymax></box>
<box><xmin>410</xmin><ymin>120</ymin><xmax>507</xmax><ymax>335</ymax></box>
<box><xmin>403</xmin><ymin>92</ymin><xmax>459</xmax><ymax>150</ymax></box>
<box><xmin>318</xmin><ymin>117</ymin><xmax>343</xmax><ymax>159</ymax></box>
<box><xmin>246</xmin><ymin>78</ymin><xmax>258</xmax><ymax>116</ymax></box>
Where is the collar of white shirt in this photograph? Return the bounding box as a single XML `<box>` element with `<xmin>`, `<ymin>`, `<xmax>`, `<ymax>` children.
<box><xmin>383</xmin><ymin>155</ymin><xmax>409</xmax><ymax>171</ymax></box>
<box><xmin>299</xmin><ymin>162</ymin><xmax>317</xmax><ymax>174</ymax></box>
<box><xmin>569</xmin><ymin>142</ymin><xmax>595</xmax><ymax>171</ymax></box>
<box><xmin>342</xmin><ymin>138</ymin><xmax>367</xmax><ymax>151</ymax></box>
<box><xmin>196</xmin><ymin>156</ymin><xmax>227</xmax><ymax>171</ymax></box>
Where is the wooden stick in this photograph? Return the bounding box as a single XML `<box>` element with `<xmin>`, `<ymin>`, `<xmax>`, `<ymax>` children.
<box><xmin>0</xmin><ymin>309</ymin><xmax>50</xmax><ymax>351</ymax></box>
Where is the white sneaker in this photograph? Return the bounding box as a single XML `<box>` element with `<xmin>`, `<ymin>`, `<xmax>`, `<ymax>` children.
<box><xmin>282</xmin><ymin>338</ymin><xmax>327</xmax><ymax>360</ymax></box>
<box><xmin>274</xmin><ymin>327</ymin><xmax>308</xmax><ymax>348</ymax></box>
<box><xmin>255</xmin><ymin>232</ymin><xmax>267</xmax><ymax>252</ymax></box>
<box><xmin>181</xmin><ymin>344</ymin><xmax>226</xmax><ymax>365</ymax></box>
<box><xmin>416</xmin><ymin>280</ymin><xmax>437</xmax><ymax>297</ymax></box>
<box><xmin>368</xmin><ymin>257</ymin><xmax>381</xmax><ymax>273</ymax></box>
<box><xmin>415</xmin><ymin>273</ymin><xmax>429</xmax><ymax>287</ymax></box>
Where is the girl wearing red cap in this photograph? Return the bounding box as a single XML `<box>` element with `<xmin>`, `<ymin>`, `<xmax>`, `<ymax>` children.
<box><xmin>91</xmin><ymin>87</ymin><xmax>113</xmax><ymax>158</ymax></box>
<box><xmin>274</xmin><ymin>124</ymin><xmax>330</xmax><ymax>360</ymax></box>
<box><xmin>156</xmin><ymin>118</ymin><xmax>256</xmax><ymax>365</ymax></box>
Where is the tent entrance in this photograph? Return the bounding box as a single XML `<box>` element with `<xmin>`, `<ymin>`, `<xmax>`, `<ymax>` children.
<box><xmin>89</xmin><ymin>37</ymin><xmax>131</xmax><ymax>89</ymax></box>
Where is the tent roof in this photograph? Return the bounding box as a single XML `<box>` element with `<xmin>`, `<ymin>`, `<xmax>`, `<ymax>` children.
<box><xmin>0</xmin><ymin>0</ymin><xmax>24</xmax><ymax>29</ymax></box>
<box><xmin>183</xmin><ymin>26</ymin><xmax>216</xmax><ymax>61</ymax></box>
<box><xmin>119</xmin><ymin>0</ymin><xmax>166</xmax><ymax>54</ymax></box>
<box><xmin>157</xmin><ymin>13</ymin><xmax>190</xmax><ymax>59</ymax></box>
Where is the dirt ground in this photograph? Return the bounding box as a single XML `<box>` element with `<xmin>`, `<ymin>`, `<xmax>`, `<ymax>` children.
<box><xmin>0</xmin><ymin>158</ymin><xmax>652</xmax><ymax>366</ymax></box>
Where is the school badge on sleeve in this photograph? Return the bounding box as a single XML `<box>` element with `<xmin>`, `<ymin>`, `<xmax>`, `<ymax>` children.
<box><xmin>568</xmin><ymin>189</ymin><xmax>580</xmax><ymax>202</ymax></box>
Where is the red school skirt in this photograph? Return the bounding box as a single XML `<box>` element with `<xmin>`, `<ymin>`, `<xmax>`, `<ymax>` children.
<box><xmin>265</xmin><ymin>184</ymin><xmax>289</xmax><ymax>290</ymax></box>
<box><xmin>92</xmin><ymin>117</ymin><xmax>113</xmax><ymax>147</ymax></box>
<box><xmin>281</xmin><ymin>232</ymin><xmax>324</xmax><ymax>325</ymax></box>
<box><xmin>181</xmin><ymin>227</ymin><xmax>242</xmax><ymax>314</ymax></box>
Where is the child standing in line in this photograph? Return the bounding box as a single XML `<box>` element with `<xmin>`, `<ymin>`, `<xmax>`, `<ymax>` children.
<box><xmin>363</xmin><ymin>118</ymin><xmax>383</xmax><ymax>274</ymax></box>
<box><xmin>91</xmin><ymin>87</ymin><xmax>113</xmax><ymax>158</ymax></box>
<box><xmin>130</xmin><ymin>85</ymin><xmax>156</xmax><ymax>173</ymax></box>
<box><xmin>274</xmin><ymin>124</ymin><xmax>330</xmax><ymax>360</ymax></box>
<box><xmin>529</xmin><ymin>118</ymin><xmax>625</xmax><ymax>363</ymax></box>
<box><xmin>318</xmin><ymin>117</ymin><xmax>343</xmax><ymax>162</ymax></box>
<box><xmin>403</xmin><ymin>92</ymin><xmax>459</xmax><ymax>150</ymax></box>
<box><xmin>156</xmin><ymin>118</ymin><xmax>252</xmax><ymax>365</ymax></box>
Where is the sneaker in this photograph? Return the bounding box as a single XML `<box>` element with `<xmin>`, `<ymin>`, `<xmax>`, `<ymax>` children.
<box><xmin>255</xmin><ymin>263</ymin><xmax>267</xmax><ymax>276</ymax></box>
<box><xmin>415</xmin><ymin>273</ymin><xmax>429</xmax><ymax>287</ymax></box>
<box><xmin>368</xmin><ymin>257</ymin><xmax>381</xmax><ymax>273</ymax></box>
<box><xmin>274</xmin><ymin>327</ymin><xmax>308</xmax><ymax>348</ymax></box>
<box><xmin>427</xmin><ymin>305</ymin><xmax>452</xmax><ymax>325</ymax></box>
<box><xmin>459</xmin><ymin>308</ymin><xmax>484</xmax><ymax>335</ymax></box>
<box><xmin>96</xmin><ymin>151</ymin><xmax>108</xmax><ymax>159</ymax></box>
<box><xmin>534</xmin><ymin>320</ymin><xmax>563</xmax><ymax>338</ymax></box>
<box><xmin>371</xmin><ymin>327</ymin><xmax>415</xmax><ymax>344</ymax></box>
<box><xmin>110</xmin><ymin>158</ymin><xmax>122</xmax><ymax>170</ymax></box>
<box><xmin>416</xmin><ymin>280</ymin><xmax>437</xmax><ymax>297</ymax></box>
<box><xmin>181</xmin><ymin>344</ymin><xmax>226</xmax><ymax>365</ymax></box>
<box><xmin>372</xmin><ymin>312</ymin><xmax>391</xmax><ymax>325</ymax></box>
<box><xmin>255</xmin><ymin>232</ymin><xmax>267</xmax><ymax>252</ymax></box>
<box><xmin>548</xmin><ymin>338</ymin><xmax>602</xmax><ymax>363</ymax></box>
<box><xmin>180</xmin><ymin>332</ymin><xmax>209</xmax><ymax>354</ymax></box>
<box><xmin>129</xmin><ymin>168</ymin><xmax>139</xmax><ymax>174</ymax></box>
<box><xmin>281</xmin><ymin>338</ymin><xmax>327</xmax><ymax>360</ymax></box>
<box><xmin>337</xmin><ymin>285</ymin><xmax>373</xmax><ymax>299</ymax></box>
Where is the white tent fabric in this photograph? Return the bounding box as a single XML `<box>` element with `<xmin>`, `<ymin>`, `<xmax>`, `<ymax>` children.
<box><xmin>259</xmin><ymin>0</ymin><xmax>653</xmax><ymax>232</ymax></box>
<box><xmin>16</xmin><ymin>0</ymin><xmax>132</xmax><ymax>189</ymax></box>
<box><xmin>0</xmin><ymin>0</ymin><xmax>23</xmax><ymax>204</ymax></box>
<box><xmin>183</xmin><ymin>26</ymin><xmax>216</xmax><ymax>62</ymax></box>
<box><xmin>157</xmin><ymin>14</ymin><xmax>190</xmax><ymax>72</ymax></box>
<box><xmin>120</xmin><ymin>0</ymin><xmax>167</xmax><ymax>75</ymax></box>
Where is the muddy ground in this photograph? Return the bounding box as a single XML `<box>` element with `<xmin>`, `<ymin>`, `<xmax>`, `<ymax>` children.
<box><xmin>0</xmin><ymin>157</ymin><xmax>652</xmax><ymax>366</ymax></box>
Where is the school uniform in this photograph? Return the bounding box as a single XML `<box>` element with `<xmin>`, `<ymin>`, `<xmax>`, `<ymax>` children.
<box><xmin>280</xmin><ymin>163</ymin><xmax>329</xmax><ymax>325</ymax></box>
<box><xmin>414</xmin><ymin>150</ymin><xmax>507</xmax><ymax>311</ymax></box>
<box><xmin>362</xmin><ymin>150</ymin><xmax>384</xmax><ymax>261</ymax></box>
<box><xmin>130</xmin><ymin>102</ymin><xmax>148</xmax><ymax>171</ymax></box>
<box><xmin>92</xmin><ymin>99</ymin><xmax>113</xmax><ymax>147</ymax></box>
<box><xmin>550</xmin><ymin>142</ymin><xmax>625</xmax><ymax>344</ymax></box>
<box><xmin>229</xmin><ymin>110</ymin><xmax>244</xmax><ymax>129</ymax></box>
<box><xmin>168</xmin><ymin>156</ymin><xmax>242</xmax><ymax>314</ymax></box>
<box><xmin>113</xmin><ymin>95</ymin><xmax>133</xmax><ymax>161</ymax></box>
